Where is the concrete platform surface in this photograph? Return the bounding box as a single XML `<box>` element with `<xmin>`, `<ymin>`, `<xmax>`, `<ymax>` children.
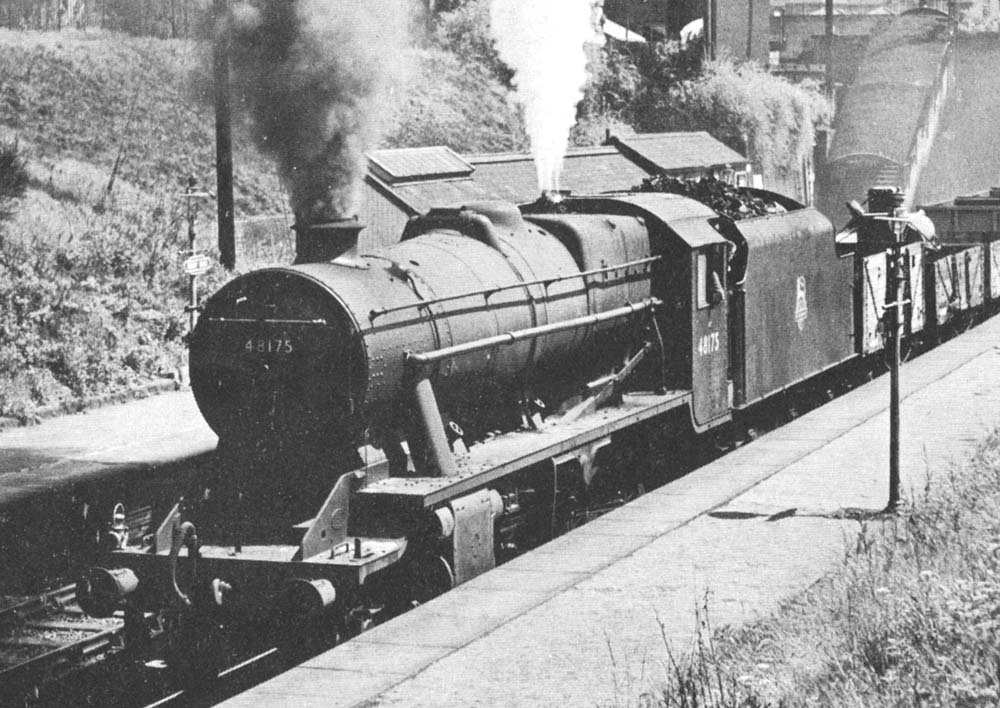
<box><xmin>222</xmin><ymin>315</ymin><xmax>1000</xmax><ymax>708</ymax></box>
<box><xmin>0</xmin><ymin>390</ymin><xmax>216</xmax><ymax>507</ymax></box>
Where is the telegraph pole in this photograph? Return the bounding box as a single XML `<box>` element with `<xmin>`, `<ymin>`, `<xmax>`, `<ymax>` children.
<box><xmin>825</xmin><ymin>0</ymin><xmax>834</xmax><ymax>97</ymax></box>
<box><xmin>213</xmin><ymin>0</ymin><xmax>236</xmax><ymax>271</ymax></box>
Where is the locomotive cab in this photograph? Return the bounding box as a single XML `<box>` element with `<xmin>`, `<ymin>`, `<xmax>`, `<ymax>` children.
<box><xmin>525</xmin><ymin>193</ymin><xmax>734</xmax><ymax>431</ymax></box>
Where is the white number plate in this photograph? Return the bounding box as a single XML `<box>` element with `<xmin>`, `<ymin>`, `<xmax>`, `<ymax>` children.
<box><xmin>697</xmin><ymin>332</ymin><xmax>721</xmax><ymax>356</ymax></box>
<box><xmin>244</xmin><ymin>337</ymin><xmax>294</xmax><ymax>354</ymax></box>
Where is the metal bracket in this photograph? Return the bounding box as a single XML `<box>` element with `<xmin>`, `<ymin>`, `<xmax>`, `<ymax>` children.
<box><xmin>560</xmin><ymin>342</ymin><xmax>652</xmax><ymax>425</ymax></box>
<box><xmin>449</xmin><ymin>489</ymin><xmax>501</xmax><ymax>585</ymax></box>
<box><xmin>300</xmin><ymin>471</ymin><xmax>365</xmax><ymax>560</ymax></box>
<box><xmin>153</xmin><ymin>502</ymin><xmax>182</xmax><ymax>554</ymax></box>
<box><xmin>553</xmin><ymin>437</ymin><xmax>612</xmax><ymax>487</ymax></box>
<box><xmin>411</xmin><ymin>375</ymin><xmax>458</xmax><ymax>477</ymax></box>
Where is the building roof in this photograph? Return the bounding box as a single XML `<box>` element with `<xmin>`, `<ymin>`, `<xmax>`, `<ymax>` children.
<box><xmin>368</xmin><ymin>146</ymin><xmax>474</xmax><ymax>184</ymax></box>
<box><xmin>469</xmin><ymin>146</ymin><xmax>651</xmax><ymax>202</ymax></box>
<box><xmin>374</xmin><ymin>176</ymin><xmax>498</xmax><ymax>215</ymax></box>
<box><xmin>610</xmin><ymin>132</ymin><xmax>747</xmax><ymax>173</ymax></box>
<box><xmin>364</xmin><ymin>132</ymin><xmax>748</xmax><ymax>215</ymax></box>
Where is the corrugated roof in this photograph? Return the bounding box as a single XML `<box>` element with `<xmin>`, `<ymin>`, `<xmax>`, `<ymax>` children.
<box><xmin>611</xmin><ymin>132</ymin><xmax>747</xmax><ymax>172</ymax></box>
<box><xmin>367</xmin><ymin>146</ymin><xmax>474</xmax><ymax>183</ymax></box>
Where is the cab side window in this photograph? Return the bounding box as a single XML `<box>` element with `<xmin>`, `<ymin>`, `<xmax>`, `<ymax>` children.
<box><xmin>696</xmin><ymin>248</ymin><xmax>726</xmax><ymax>309</ymax></box>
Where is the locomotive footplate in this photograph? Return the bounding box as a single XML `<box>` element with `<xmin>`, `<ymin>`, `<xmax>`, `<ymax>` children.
<box><xmin>359</xmin><ymin>390</ymin><xmax>691</xmax><ymax>508</ymax></box>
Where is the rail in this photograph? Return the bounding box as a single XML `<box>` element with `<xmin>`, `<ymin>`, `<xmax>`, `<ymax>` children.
<box><xmin>0</xmin><ymin>585</ymin><xmax>123</xmax><ymax>691</ymax></box>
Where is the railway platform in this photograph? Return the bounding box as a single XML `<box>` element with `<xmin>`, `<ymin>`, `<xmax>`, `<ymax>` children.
<box><xmin>221</xmin><ymin>315</ymin><xmax>1000</xmax><ymax>708</ymax></box>
<box><xmin>0</xmin><ymin>389</ymin><xmax>216</xmax><ymax>509</ymax></box>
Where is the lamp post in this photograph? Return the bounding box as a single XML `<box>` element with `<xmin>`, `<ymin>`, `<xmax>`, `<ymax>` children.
<box><xmin>873</xmin><ymin>198</ymin><xmax>908</xmax><ymax>512</ymax></box>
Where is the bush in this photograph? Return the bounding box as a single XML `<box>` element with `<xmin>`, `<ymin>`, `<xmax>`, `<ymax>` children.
<box><xmin>642</xmin><ymin>59</ymin><xmax>831</xmax><ymax>183</ymax></box>
<box><xmin>0</xmin><ymin>138</ymin><xmax>28</xmax><ymax>204</ymax></box>
<box><xmin>384</xmin><ymin>48</ymin><xmax>528</xmax><ymax>153</ymax></box>
<box><xmin>429</xmin><ymin>0</ymin><xmax>512</xmax><ymax>86</ymax></box>
<box><xmin>0</xmin><ymin>192</ymin><xmax>193</xmax><ymax>417</ymax></box>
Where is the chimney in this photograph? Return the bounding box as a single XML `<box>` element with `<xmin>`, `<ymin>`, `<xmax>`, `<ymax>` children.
<box><xmin>292</xmin><ymin>217</ymin><xmax>365</xmax><ymax>265</ymax></box>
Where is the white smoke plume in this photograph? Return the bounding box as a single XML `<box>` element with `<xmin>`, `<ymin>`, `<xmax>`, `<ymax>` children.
<box><xmin>489</xmin><ymin>0</ymin><xmax>600</xmax><ymax>193</ymax></box>
<box><xmin>226</xmin><ymin>0</ymin><xmax>411</xmax><ymax>222</ymax></box>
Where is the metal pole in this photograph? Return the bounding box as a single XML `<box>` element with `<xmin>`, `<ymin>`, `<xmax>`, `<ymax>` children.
<box><xmin>704</xmin><ymin>0</ymin><xmax>715</xmax><ymax>60</ymax></box>
<box><xmin>213</xmin><ymin>0</ymin><xmax>236</xmax><ymax>271</ymax></box>
<box><xmin>186</xmin><ymin>178</ymin><xmax>198</xmax><ymax>335</ymax></box>
<box><xmin>887</xmin><ymin>223</ymin><xmax>903</xmax><ymax>511</ymax></box>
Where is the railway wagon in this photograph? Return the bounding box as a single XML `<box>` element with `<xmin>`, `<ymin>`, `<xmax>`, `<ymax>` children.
<box><xmin>75</xmin><ymin>184</ymin><xmax>994</xmax><ymax>674</ymax></box>
<box><xmin>924</xmin><ymin>188</ymin><xmax>1000</xmax><ymax>303</ymax></box>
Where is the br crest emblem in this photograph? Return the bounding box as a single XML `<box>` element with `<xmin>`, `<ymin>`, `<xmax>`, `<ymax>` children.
<box><xmin>795</xmin><ymin>276</ymin><xmax>808</xmax><ymax>330</ymax></box>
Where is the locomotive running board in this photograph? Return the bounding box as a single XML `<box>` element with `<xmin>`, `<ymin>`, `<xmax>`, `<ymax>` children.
<box><xmin>358</xmin><ymin>390</ymin><xmax>691</xmax><ymax>508</ymax></box>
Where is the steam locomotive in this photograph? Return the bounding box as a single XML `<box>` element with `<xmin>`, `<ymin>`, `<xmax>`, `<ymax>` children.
<box><xmin>75</xmin><ymin>184</ymin><xmax>996</xmax><ymax>669</ymax></box>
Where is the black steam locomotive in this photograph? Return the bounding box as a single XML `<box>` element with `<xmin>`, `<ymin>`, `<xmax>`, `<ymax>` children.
<box><xmin>75</xmin><ymin>185</ymin><xmax>996</xmax><ymax>665</ymax></box>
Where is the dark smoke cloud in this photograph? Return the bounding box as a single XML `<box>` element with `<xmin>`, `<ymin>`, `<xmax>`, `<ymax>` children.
<box><xmin>226</xmin><ymin>0</ymin><xmax>410</xmax><ymax>221</ymax></box>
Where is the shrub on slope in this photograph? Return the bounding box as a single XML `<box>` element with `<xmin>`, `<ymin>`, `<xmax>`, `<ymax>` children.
<box><xmin>640</xmin><ymin>59</ymin><xmax>831</xmax><ymax>189</ymax></box>
<box><xmin>385</xmin><ymin>47</ymin><xmax>528</xmax><ymax>153</ymax></box>
<box><xmin>0</xmin><ymin>188</ymin><xmax>193</xmax><ymax>417</ymax></box>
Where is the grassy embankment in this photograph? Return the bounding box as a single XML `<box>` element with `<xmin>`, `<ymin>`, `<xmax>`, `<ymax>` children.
<box><xmin>0</xmin><ymin>28</ymin><xmax>526</xmax><ymax>420</ymax></box>
<box><xmin>635</xmin><ymin>434</ymin><xmax>1000</xmax><ymax>707</ymax></box>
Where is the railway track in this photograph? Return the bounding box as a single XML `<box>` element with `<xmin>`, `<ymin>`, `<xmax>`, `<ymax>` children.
<box><xmin>0</xmin><ymin>583</ymin><xmax>299</xmax><ymax>708</ymax></box>
<box><xmin>0</xmin><ymin>586</ymin><xmax>123</xmax><ymax>701</ymax></box>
